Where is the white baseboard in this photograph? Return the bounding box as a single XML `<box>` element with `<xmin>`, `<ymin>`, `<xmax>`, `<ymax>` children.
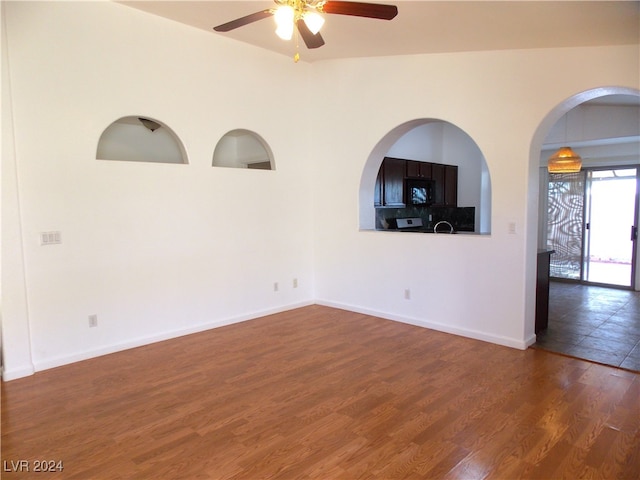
<box><xmin>1</xmin><ymin>364</ymin><xmax>36</xmax><ymax>381</ymax></box>
<box><xmin>316</xmin><ymin>299</ymin><xmax>533</xmax><ymax>351</ymax></box>
<box><xmin>28</xmin><ymin>301</ymin><xmax>314</xmax><ymax>377</ymax></box>
<box><xmin>524</xmin><ymin>333</ymin><xmax>537</xmax><ymax>348</ymax></box>
<box><xmin>5</xmin><ymin>298</ymin><xmax>533</xmax><ymax>381</ymax></box>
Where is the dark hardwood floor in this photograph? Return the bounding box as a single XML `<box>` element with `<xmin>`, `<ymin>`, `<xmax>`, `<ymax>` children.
<box><xmin>2</xmin><ymin>305</ymin><xmax>639</xmax><ymax>479</ymax></box>
<box><xmin>535</xmin><ymin>282</ymin><xmax>640</xmax><ymax>371</ymax></box>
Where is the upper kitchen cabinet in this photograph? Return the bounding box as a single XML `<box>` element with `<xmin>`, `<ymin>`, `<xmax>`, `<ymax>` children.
<box><xmin>431</xmin><ymin>163</ymin><xmax>458</xmax><ymax>206</ymax></box>
<box><xmin>376</xmin><ymin>157</ymin><xmax>457</xmax><ymax>207</ymax></box>
<box><xmin>380</xmin><ymin>157</ymin><xmax>407</xmax><ymax>206</ymax></box>
<box><xmin>406</xmin><ymin>160</ymin><xmax>432</xmax><ymax>178</ymax></box>
<box><xmin>444</xmin><ymin>165</ymin><xmax>458</xmax><ymax>206</ymax></box>
<box><xmin>374</xmin><ymin>167</ymin><xmax>383</xmax><ymax>206</ymax></box>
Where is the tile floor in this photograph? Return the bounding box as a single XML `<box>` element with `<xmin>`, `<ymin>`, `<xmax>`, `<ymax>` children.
<box><xmin>534</xmin><ymin>281</ymin><xmax>640</xmax><ymax>372</ymax></box>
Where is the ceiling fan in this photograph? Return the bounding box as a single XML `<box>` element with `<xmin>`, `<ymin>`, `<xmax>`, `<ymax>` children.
<box><xmin>213</xmin><ymin>0</ymin><xmax>398</xmax><ymax>61</ymax></box>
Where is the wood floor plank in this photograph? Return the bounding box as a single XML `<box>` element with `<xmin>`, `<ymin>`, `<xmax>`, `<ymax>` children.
<box><xmin>2</xmin><ymin>305</ymin><xmax>640</xmax><ymax>479</ymax></box>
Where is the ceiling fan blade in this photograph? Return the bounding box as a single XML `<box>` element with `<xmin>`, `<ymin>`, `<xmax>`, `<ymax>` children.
<box><xmin>213</xmin><ymin>9</ymin><xmax>272</xmax><ymax>32</ymax></box>
<box><xmin>297</xmin><ymin>19</ymin><xmax>325</xmax><ymax>49</ymax></box>
<box><xmin>322</xmin><ymin>1</ymin><xmax>398</xmax><ymax>20</ymax></box>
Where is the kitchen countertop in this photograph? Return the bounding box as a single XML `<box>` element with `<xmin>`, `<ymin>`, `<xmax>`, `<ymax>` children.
<box><xmin>375</xmin><ymin>228</ymin><xmax>479</xmax><ymax>235</ymax></box>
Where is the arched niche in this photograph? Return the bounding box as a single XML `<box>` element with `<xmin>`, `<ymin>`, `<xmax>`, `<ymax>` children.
<box><xmin>96</xmin><ymin>116</ymin><xmax>188</xmax><ymax>164</ymax></box>
<box><xmin>212</xmin><ymin>129</ymin><xmax>274</xmax><ymax>170</ymax></box>
<box><xmin>359</xmin><ymin>119</ymin><xmax>491</xmax><ymax>234</ymax></box>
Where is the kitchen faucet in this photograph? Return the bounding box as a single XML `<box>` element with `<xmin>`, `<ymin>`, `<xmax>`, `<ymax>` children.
<box><xmin>433</xmin><ymin>220</ymin><xmax>454</xmax><ymax>234</ymax></box>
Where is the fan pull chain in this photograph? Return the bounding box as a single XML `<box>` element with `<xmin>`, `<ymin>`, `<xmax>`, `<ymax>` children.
<box><xmin>294</xmin><ymin>0</ymin><xmax>302</xmax><ymax>62</ymax></box>
<box><xmin>294</xmin><ymin>26</ymin><xmax>300</xmax><ymax>62</ymax></box>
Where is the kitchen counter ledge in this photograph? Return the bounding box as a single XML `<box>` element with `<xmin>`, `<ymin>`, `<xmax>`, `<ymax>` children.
<box><xmin>365</xmin><ymin>228</ymin><xmax>490</xmax><ymax>236</ymax></box>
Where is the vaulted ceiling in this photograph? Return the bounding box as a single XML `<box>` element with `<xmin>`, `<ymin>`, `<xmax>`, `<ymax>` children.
<box><xmin>117</xmin><ymin>1</ymin><xmax>639</xmax><ymax>159</ymax></box>
<box><xmin>118</xmin><ymin>1</ymin><xmax>640</xmax><ymax>63</ymax></box>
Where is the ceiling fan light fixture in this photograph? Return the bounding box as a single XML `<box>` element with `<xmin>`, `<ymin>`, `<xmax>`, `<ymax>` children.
<box><xmin>274</xmin><ymin>5</ymin><xmax>294</xmax><ymax>40</ymax></box>
<box><xmin>213</xmin><ymin>1</ymin><xmax>399</xmax><ymax>61</ymax></box>
<box><xmin>303</xmin><ymin>11</ymin><xmax>325</xmax><ymax>34</ymax></box>
<box><xmin>547</xmin><ymin>146</ymin><xmax>582</xmax><ymax>173</ymax></box>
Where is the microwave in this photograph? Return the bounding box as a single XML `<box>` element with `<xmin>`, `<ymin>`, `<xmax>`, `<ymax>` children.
<box><xmin>405</xmin><ymin>177</ymin><xmax>435</xmax><ymax>206</ymax></box>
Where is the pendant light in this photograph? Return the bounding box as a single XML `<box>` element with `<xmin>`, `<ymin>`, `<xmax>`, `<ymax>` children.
<box><xmin>547</xmin><ymin>115</ymin><xmax>582</xmax><ymax>173</ymax></box>
<box><xmin>547</xmin><ymin>146</ymin><xmax>582</xmax><ymax>173</ymax></box>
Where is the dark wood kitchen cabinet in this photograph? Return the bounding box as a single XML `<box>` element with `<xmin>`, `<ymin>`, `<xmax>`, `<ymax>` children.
<box><xmin>430</xmin><ymin>163</ymin><xmax>458</xmax><ymax>207</ymax></box>
<box><xmin>376</xmin><ymin>157</ymin><xmax>457</xmax><ymax>207</ymax></box>
<box><xmin>381</xmin><ymin>157</ymin><xmax>406</xmax><ymax>206</ymax></box>
<box><xmin>431</xmin><ymin>163</ymin><xmax>445</xmax><ymax>204</ymax></box>
<box><xmin>374</xmin><ymin>167</ymin><xmax>383</xmax><ymax>206</ymax></box>
<box><xmin>444</xmin><ymin>165</ymin><xmax>458</xmax><ymax>206</ymax></box>
<box><xmin>406</xmin><ymin>160</ymin><xmax>432</xmax><ymax>178</ymax></box>
<box><xmin>535</xmin><ymin>249</ymin><xmax>554</xmax><ymax>333</ymax></box>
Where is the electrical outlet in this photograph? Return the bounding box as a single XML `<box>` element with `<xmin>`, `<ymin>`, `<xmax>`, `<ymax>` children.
<box><xmin>404</xmin><ymin>289</ymin><xmax>411</xmax><ymax>300</ymax></box>
<box><xmin>274</xmin><ymin>282</ymin><xmax>279</xmax><ymax>292</ymax></box>
<box><xmin>88</xmin><ymin>314</ymin><xmax>98</xmax><ymax>328</ymax></box>
<box><xmin>293</xmin><ymin>278</ymin><xmax>298</xmax><ymax>288</ymax></box>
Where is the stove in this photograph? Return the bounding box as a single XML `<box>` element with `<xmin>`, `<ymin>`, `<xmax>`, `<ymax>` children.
<box><xmin>396</xmin><ymin>217</ymin><xmax>423</xmax><ymax>229</ymax></box>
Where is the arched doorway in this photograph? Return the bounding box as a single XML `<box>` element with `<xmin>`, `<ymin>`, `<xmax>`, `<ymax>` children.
<box><xmin>529</xmin><ymin>86</ymin><xmax>640</xmax><ymax>370</ymax></box>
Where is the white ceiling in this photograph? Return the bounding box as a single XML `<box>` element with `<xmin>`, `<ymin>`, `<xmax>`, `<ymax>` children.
<box><xmin>118</xmin><ymin>0</ymin><xmax>640</xmax><ymax>63</ymax></box>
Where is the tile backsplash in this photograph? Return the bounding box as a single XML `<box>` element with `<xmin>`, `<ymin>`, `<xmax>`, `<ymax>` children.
<box><xmin>376</xmin><ymin>206</ymin><xmax>475</xmax><ymax>232</ymax></box>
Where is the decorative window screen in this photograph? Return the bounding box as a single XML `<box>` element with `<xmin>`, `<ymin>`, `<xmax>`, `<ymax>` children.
<box><xmin>547</xmin><ymin>172</ymin><xmax>586</xmax><ymax>279</ymax></box>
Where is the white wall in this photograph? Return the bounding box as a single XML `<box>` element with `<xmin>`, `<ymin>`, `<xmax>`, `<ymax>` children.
<box><xmin>2</xmin><ymin>3</ymin><xmax>35</xmax><ymax>378</ymax></box>
<box><xmin>1</xmin><ymin>1</ymin><xmax>315</xmax><ymax>379</ymax></box>
<box><xmin>2</xmin><ymin>1</ymin><xmax>639</xmax><ymax>380</ymax></box>
<box><xmin>311</xmin><ymin>46</ymin><xmax>639</xmax><ymax>350</ymax></box>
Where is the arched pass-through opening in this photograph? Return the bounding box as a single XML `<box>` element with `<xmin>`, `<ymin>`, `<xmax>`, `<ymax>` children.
<box><xmin>527</xmin><ymin>86</ymin><xmax>640</xmax><ymax>337</ymax></box>
<box><xmin>212</xmin><ymin>129</ymin><xmax>275</xmax><ymax>170</ymax></box>
<box><xmin>96</xmin><ymin>116</ymin><xmax>188</xmax><ymax>164</ymax></box>
<box><xmin>359</xmin><ymin>119</ymin><xmax>491</xmax><ymax>234</ymax></box>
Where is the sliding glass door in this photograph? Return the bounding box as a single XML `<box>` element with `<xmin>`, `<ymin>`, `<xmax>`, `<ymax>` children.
<box><xmin>583</xmin><ymin>168</ymin><xmax>638</xmax><ymax>287</ymax></box>
<box><xmin>547</xmin><ymin>167</ymin><xmax>639</xmax><ymax>288</ymax></box>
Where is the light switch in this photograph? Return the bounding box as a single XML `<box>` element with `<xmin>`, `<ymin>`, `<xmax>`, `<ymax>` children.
<box><xmin>40</xmin><ymin>231</ymin><xmax>61</xmax><ymax>245</ymax></box>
